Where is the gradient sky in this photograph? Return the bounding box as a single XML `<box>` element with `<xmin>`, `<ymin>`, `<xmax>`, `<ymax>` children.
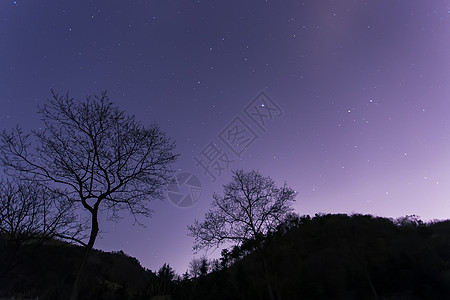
<box><xmin>1</xmin><ymin>0</ymin><xmax>450</xmax><ymax>274</ymax></box>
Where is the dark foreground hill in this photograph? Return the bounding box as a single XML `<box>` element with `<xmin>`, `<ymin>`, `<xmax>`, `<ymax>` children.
<box><xmin>0</xmin><ymin>240</ymin><xmax>149</xmax><ymax>299</ymax></box>
<box><xmin>172</xmin><ymin>214</ymin><xmax>450</xmax><ymax>300</ymax></box>
<box><xmin>2</xmin><ymin>213</ymin><xmax>450</xmax><ymax>299</ymax></box>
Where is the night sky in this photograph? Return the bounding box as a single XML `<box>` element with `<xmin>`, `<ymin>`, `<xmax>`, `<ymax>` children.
<box><xmin>2</xmin><ymin>0</ymin><xmax>450</xmax><ymax>274</ymax></box>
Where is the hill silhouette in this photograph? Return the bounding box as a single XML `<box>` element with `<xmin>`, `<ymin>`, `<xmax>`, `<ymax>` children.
<box><xmin>2</xmin><ymin>213</ymin><xmax>450</xmax><ymax>299</ymax></box>
<box><xmin>0</xmin><ymin>239</ymin><xmax>149</xmax><ymax>299</ymax></box>
<box><xmin>172</xmin><ymin>213</ymin><xmax>450</xmax><ymax>300</ymax></box>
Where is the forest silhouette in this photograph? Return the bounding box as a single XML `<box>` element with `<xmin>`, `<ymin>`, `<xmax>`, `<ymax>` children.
<box><xmin>1</xmin><ymin>213</ymin><xmax>450</xmax><ymax>299</ymax></box>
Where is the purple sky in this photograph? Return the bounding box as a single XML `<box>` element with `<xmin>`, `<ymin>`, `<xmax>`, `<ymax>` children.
<box><xmin>1</xmin><ymin>0</ymin><xmax>450</xmax><ymax>274</ymax></box>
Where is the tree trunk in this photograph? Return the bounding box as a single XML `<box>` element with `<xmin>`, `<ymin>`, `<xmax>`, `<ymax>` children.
<box><xmin>261</xmin><ymin>255</ymin><xmax>277</xmax><ymax>300</ymax></box>
<box><xmin>70</xmin><ymin>211</ymin><xmax>99</xmax><ymax>300</ymax></box>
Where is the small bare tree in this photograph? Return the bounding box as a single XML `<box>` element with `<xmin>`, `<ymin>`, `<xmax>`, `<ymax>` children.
<box><xmin>188</xmin><ymin>257</ymin><xmax>202</xmax><ymax>279</ymax></box>
<box><xmin>188</xmin><ymin>169</ymin><xmax>296</xmax><ymax>300</ymax></box>
<box><xmin>0</xmin><ymin>178</ymin><xmax>82</xmax><ymax>278</ymax></box>
<box><xmin>188</xmin><ymin>255</ymin><xmax>209</xmax><ymax>279</ymax></box>
<box><xmin>0</xmin><ymin>90</ymin><xmax>178</xmax><ymax>300</ymax></box>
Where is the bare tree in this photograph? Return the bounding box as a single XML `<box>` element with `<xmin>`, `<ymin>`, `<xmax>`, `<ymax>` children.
<box><xmin>188</xmin><ymin>257</ymin><xmax>201</xmax><ymax>279</ymax></box>
<box><xmin>187</xmin><ymin>256</ymin><xmax>203</xmax><ymax>279</ymax></box>
<box><xmin>188</xmin><ymin>255</ymin><xmax>209</xmax><ymax>279</ymax></box>
<box><xmin>188</xmin><ymin>169</ymin><xmax>296</xmax><ymax>300</ymax></box>
<box><xmin>0</xmin><ymin>178</ymin><xmax>82</xmax><ymax>279</ymax></box>
<box><xmin>0</xmin><ymin>90</ymin><xmax>179</xmax><ymax>300</ymax></box>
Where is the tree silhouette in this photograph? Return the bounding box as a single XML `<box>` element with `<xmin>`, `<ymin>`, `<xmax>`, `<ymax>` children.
<box><xmin>0</xmin><ymin>177</ymin><xmax>82</xmax><ymax>279</ymax></box>
<box><xmin>199</xmin><ymin>256</ymin><xmax>210</xmax><ymax>276</ymax></box>
<box><xmin>143</xmin><ymin>263</ymin><xmax>176</xmax><ymax>297</ymax></box>
<box><xmin>188</xmin><ymin>169</ymin><xmax>296</xmax><ymax>300</ymax></box>
<box><xmin>0</xmin><ymin>90</ymin><xmax>178</xmax><ymax>300</ymax></box>
<box><xmin>188</xmin><ymin>256</ymin><xmax>203</xmax><ymax>279</ymax></box>
<box><xmin>157</xmin><ymin>263</ymin><xmax>176</xmax><ymax>295</ymax></box>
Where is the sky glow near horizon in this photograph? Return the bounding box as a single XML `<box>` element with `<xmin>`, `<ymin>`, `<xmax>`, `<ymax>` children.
<box><xmin>1</xmin><ymin>0</ymin><xmax>450</xmax><ymax>274</ymax></box>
